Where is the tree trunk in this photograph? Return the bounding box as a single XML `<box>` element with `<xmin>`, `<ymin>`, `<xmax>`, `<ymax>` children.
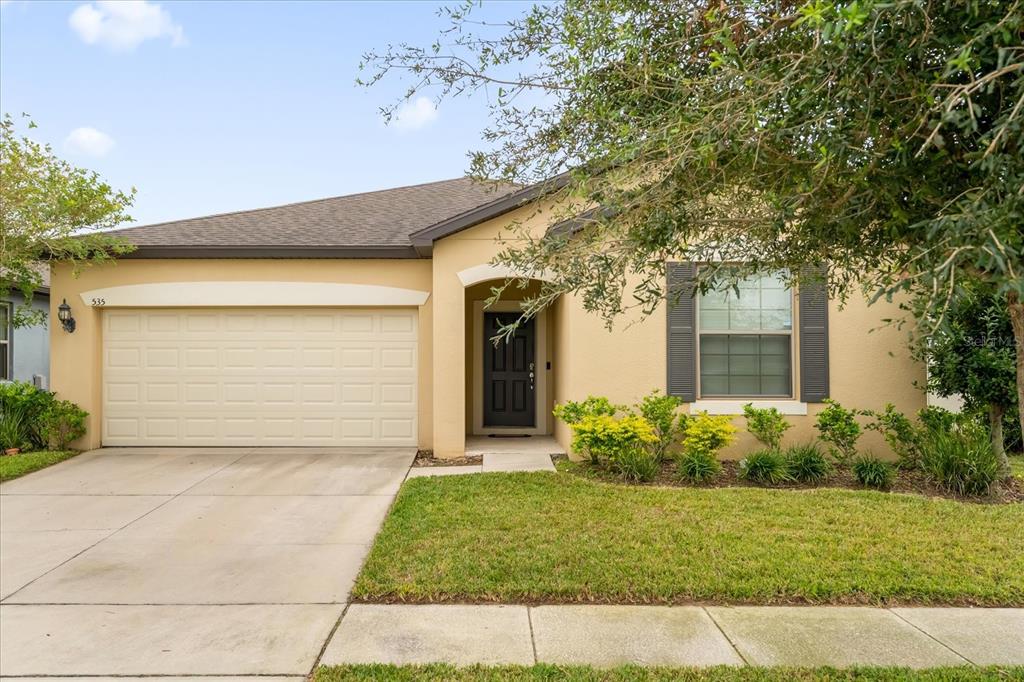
<box><xmin>1009</xmin><ymin>292</ymin><xmax>1024</xmax><ymax>464</ymax></box>
<box><xmin>988</xmin><ymin>403</ymin><xmax>1006</xmax><ymax>473</ymax></box>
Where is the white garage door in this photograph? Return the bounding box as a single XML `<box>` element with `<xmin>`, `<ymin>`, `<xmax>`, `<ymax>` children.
<box><xmin>102</xmin><ymin>308</ymin><xmax>418</xmax><ymax>446</ymax></box>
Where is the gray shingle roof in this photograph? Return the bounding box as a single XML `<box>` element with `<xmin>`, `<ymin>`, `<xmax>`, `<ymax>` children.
<box><xmin>107</xmin><ymin>178</ymin><xmax>518</xmax><ymax>252</ymax></box>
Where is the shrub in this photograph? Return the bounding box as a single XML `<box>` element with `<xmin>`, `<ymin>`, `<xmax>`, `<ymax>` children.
<box><xmin>917</xmin><ymin>405</ymin><xmax>959</xmax><ymax>433</ymax></box>
<box><xmin>865</xmin><ymin>404</ymin><xmax>923</xmax><ymax>469</ymax></box>
<box><xmin>610</xmin><ymin>443</ymin><xmax>660</xmax><ymax>482</ymax></box>
<box><xmin>739</xmin><ymin>449</ymin><xmax>793</xmax><ymax>485</ymax></box>
<box><xmin>682</xmin><ymin>412</ymin><xmax>737</xmax><ymax>457</ymax></box>
<box><xmin>852</xmin><ymin>455</ymin><xmax>896</xmax><ymax>490</ymax></box>
<box><xmin>742</xmin><ymin>403</ymin><xmax>792</xmax><ymax>450</ymax></box>
<box><xmin>636</xmin><ymin>391</ymin><xmax>687</xmax><ymax>460</ymax></box>
<box><xmin>920</xmin><ymin>426</ymin><xmax>1002</xmax><ymax>496</ymax></box>
<box><xmin>569</xmin><ymin>414</ymin><xmax>657</xmax><ymax>465</ymax></box>
<box><xmin>0</xmin><ymin>381</ymin><xmax>55</xmax><ymax>449</ymax></box>
<box><xmin>39</xmin><ymin>400</ymin><xmax>88</xmax><ymax>450</ymax></box>
<box><xmin>815</xmin><ymin>399</ymin><xmax>862</xmax><ymax>463</ymax></box>
<box><xmin>676</xmin><ymin>449</ymin><xmax>721</xmax><ymax>483</ymax></box>
<box><xmin>784</xmin><ymin>442</ymin><xmax>831</xmax><ymax>482</ymax></box>
<box><xmin>553</xmin><ymin>396</ymin><xmax>618</xmax><ymax>426</ymax></box>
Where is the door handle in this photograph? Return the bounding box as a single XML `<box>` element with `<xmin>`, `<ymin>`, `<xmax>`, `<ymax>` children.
<box><xmin>529</xmin><ymin>363</ymin><xmax>535</xmax><ymax>390</ymax></box>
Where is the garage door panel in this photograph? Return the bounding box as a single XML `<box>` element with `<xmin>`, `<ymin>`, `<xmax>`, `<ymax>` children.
<box><xmin>102</xmin><ymin>308</ymin><xmax>418</xmax><ymax>446</ymax></box>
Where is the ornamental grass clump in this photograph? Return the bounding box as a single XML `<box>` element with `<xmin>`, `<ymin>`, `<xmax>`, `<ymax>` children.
<box><xmin>784</xmin><ymin>442</ymin><xmax>831</xmax><ymax>483</ymax></box>
<box><xmin>920</xmin><ymin>425</ymin><xmax>1002</xmax><ymax>496</ymax></box>
<box><xmin>852</xmin><ymin>455</ymin><xmax>896</xmax><ymax>490</ymax></box>
<box><xmin>739</xmin><ymin>449</ymin><xmax>793</xmax><ymax>485</ymax></box>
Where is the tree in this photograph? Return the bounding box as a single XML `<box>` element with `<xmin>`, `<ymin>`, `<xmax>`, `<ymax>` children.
<box><xmin>361</xmin><ymin>0</ymin><xmax>1024</xmax><ymax>441</ymax></box>
<box><xmin>1</xmin><ymin>114</ymin><xmax>135</xmax><ymax>327</ymax></box>
<box><xmin>921</xmin><ymin>285</ymin><xmax>1018</xmax><ymax>467</ymax></box>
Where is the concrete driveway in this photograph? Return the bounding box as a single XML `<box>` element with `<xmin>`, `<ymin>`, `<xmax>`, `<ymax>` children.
<box><xmin>0</xmin><ymin>446</ymin><xmax>414</xmax><ymax>677</ymax></box>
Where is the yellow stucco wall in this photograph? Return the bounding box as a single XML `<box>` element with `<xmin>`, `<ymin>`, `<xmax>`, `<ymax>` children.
<box><xmin>49</xmin><ymin>259</ymin><xmax>434</xmax><ymax>451</ymax></box>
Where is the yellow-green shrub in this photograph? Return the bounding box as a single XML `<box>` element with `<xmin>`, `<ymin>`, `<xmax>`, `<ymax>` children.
<box><xmin>681</xmin><ymin>412</ymin><xmax>737</xmax><ymax>458</ymax></box>
<box><xmin>570</xmin><ymin>414</ymin><xmax>657</xmax><ymax>464</ymax></box>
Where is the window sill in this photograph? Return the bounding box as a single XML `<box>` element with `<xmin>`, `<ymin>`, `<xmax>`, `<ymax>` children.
<box><xmin>690</xmin><ymin>400</ymin><xmax>808</xmax><ymax>416</ymax></box>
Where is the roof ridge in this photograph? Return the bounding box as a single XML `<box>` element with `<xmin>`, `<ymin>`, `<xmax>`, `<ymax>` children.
<box><xmin>108</xmin><ymin>176</ymin><xmax>495</xmax><ymax>233</ymax></box>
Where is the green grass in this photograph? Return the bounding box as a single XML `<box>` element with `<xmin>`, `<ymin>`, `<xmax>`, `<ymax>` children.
<box><xmin>1010</xmin><ymin>456</ymin><xmax>1024</xmax><ymax>480</ymax></box>
<box><xmin>316</xmin><ymin>664</ymin><xmax>1024</xmax><ymax>681</ymax></box>
<box><xmin>352</xmin><ymin>472</ymin><xmax>1024</xmax><ymax>606</ymax></box>
<box><xmin>0</xmin><ymin>450</ymin><xmax>78</xmax><ymax>482</ymax></box>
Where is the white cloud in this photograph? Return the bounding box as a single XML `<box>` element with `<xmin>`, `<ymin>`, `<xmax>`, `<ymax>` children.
<box><xmin>392</xmin><ymin>96</ymin><xmax>439</xmax><ymax>132</ymax></box>
<box><xmin>69</xmin><ymin>1</ymin><xmax>185</xmax><ymax>51</ymax></box>
<box><xmin>65</xmin><ymin>127</ymin><xmax>115</xmax><ymax>157</ymax></box>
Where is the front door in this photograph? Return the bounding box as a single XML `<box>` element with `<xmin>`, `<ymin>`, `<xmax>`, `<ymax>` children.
<box><xmin>483</xmin><ymin>312</ymin><xmax>536</xmax><ymax>427</ymax></box>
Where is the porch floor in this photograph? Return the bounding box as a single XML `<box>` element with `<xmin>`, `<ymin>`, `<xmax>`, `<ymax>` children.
<box><xmin>465</xmin><ymin>435</ymin><xmax>565</xmax><ymax>458</ymax></box>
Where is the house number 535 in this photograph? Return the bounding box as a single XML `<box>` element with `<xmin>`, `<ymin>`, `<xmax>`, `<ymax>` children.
<box><xmin>91</xmin><ymin>298</ymin><xmax>106</xmax><ymax>306</ymax></box>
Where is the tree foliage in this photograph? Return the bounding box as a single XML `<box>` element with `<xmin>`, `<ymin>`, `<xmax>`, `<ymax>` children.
<box><xmin>920</xmin><ymin>285</ymin><xmax>1019</xmax><ymax>460</ymax></box>
<box><xmin>362</xmin><ymin>0</ymin><xmax>1024</xmax><ymax>435</ymax></box>
<box><xmin>1</xmin><ymin>114</ymin><xmax>135</xmax><ymax>326</ymax></box>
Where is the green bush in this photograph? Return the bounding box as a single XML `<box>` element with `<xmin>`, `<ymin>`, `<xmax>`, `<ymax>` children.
<box><xmin>865</xmin><ymin>403</ymin><xmax>923</xmax><ymax>468</ymax></box>
<box><xmin>784</xmin><ymin>442</ymin><xmax>831</xmax><ymax>482</ymax></box>
<box><xmin>569</xmin><ymin>414</ymin><xmax>657</xmax><ymax>465</ymax></box>
<box><xmin>0</xmin><ymin>381</ymin><xmax>55</xmax><ymax>449</ymax></box>
<box><xmin>610</xmin><ymin>443</ymin><xmax>660</xmax><ymax>482</ymax></box>
<box><xmin>635</xmin><ymin>390</ymin><xmax>687</xmax><ymax>460</ymax></box>
<box><xmin>553</xmin><ymin>396</ymin><xmax>618</xmax><ymax>426</ymax></box>
<box><xmin>920</xmin><ymin>426</ymin><xmax>1002</xmax><ymax>496</ymax></box>
<box><xmin>681</xmin><ymin>412</ymin><xmax>737</xmax><ymax>457</ymax></box>
<box><xmin>40</xmin><ymin>400</ymin><xmax>88</xmax><ymax>450</ymax></box>
<box><xmin>676</xmin><ymin>449</ymin><xmax>721</xmax><ymax>483</ymax></box>
<box><xmin>917</xmin><ymin>405</ymin><xmax>959</xmax><ymax>433</ymax></box>
<box><xmin>739</xmin><ymin>449</ymin><xmax>793</xmax><ymax>485</ymax></box>
<box><xmin>852</xmin><ymin>455</ymin><xmax>896</xmax><ymax>490</ymax></box>
<box><xmin>814</xmin><ymin>399</ymin><xmax>862</xmax><ymax>463</ymax></box>
<box><xmin>742</xmin><ymin>403</ymin><xmax>792</xmax><ymax>450</ymax></box>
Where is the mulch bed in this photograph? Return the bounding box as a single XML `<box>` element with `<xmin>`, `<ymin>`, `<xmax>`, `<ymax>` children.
<box><xmin>567</xmin><ymin>458</ymin><xmax>1024</xmax><ymax>504</ymax></box>
<box><xmin>412</xmin><ymin>450</ymin><xmax>483</xmax><ymax>468</ymax></box>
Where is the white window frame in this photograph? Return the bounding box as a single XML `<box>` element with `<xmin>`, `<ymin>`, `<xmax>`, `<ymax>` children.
<box><xmin>694</xmin><ymin>272</ymin><xmax>796</xmax><ymax>400</ymax></box>
<box><xmin>0</xmin><ymin>301</ymin><xmax>12</xmax><ymax>381</ymax></box>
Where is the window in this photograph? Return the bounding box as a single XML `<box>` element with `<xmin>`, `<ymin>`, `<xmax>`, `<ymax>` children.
<box><xmin>697</xmin><ymin>272</ymin><xmax>793</xmax><ymax>397</ymax></box>
<box><xmin>0</xmin><ymin>302</ymin><xmax>10</xmax><ymax>381</ymax></box>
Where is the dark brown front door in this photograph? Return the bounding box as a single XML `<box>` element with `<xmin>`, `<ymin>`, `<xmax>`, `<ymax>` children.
<box><xmin>483</xmin><ymin>313</ymin><xmax>536</xmax><ymax>427</ymax></box>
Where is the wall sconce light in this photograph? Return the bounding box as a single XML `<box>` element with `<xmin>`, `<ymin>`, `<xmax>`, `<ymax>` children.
<box><xmin>58</xmin><ymin>299</ymin><xmax>76</xmax><ymax>333</ymax></box>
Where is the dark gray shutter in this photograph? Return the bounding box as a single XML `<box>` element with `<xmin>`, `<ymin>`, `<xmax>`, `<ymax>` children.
<box><xmin>799</xmin><ymin>265</ymin><xmax>830</xmax><ymax>402</ymax></box>
<box><xmin>666</xmin><ymin>262</ymin><xmax>697</xmax><ymax>401</ymax></box>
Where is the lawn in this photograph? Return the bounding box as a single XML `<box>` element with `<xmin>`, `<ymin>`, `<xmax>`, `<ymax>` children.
<box><xmin>0</xmin><ymin>450</ymin><xmax>78</xmax><ymax>482</ymax></box>
<box><xmin>1011</xmin><ymin>456</ymin><xmax>1024</xmax><ymax>480</ymax></box>
<box><xmin>352</xmin><ymin>473</ymin><xmax>1024</xmax><ymax>606</ymax></box>
<box><xmin>316</xmin><ymin>665</ymin><xmax>1023</xmax><ymax>681</ymax></box>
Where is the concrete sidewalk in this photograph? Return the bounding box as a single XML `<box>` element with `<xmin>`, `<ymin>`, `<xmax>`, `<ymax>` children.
<box><xmin>322</xmin><ymin>604</ymin><xmax>1024</xmax><ymax>669</ymax></box>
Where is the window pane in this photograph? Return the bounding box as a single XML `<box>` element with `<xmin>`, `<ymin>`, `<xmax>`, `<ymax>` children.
<box><xmin>700</xmin><ymin>334</ymin><xmax>792</xmax><ymax>396</ymax></box>
<box><xmin>699</xmin><ymin>308</ymin><xmax>730</xmax><ymax>330</ymax></box>
<box><xmin>698</xmin><ymin>270</ymin><xmax>791</xmax><ymax>331</ymax></box>
<box><xmin>0</xmin><ymin>305</ymin><xmax>8</xmax><ymax>341</ymax></box>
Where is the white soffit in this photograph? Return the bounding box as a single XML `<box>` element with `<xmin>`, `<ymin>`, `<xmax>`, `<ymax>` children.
<box><xmin>79</xmin><ymin>281</ymin><xmax>430</xmax><ymax>308</ymax></box>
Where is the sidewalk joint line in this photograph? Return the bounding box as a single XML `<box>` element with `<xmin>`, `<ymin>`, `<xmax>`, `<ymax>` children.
<box><xmin>526</xmin><ymin>605</ymin><xmax>538</xmax><ymax>664</ymax></box>
<box><xmin>310</xmin><ymin>602</ymin><xmax>353</xmax><ymax>674</ymax></box>
<box><xmin>886</xmin><ymin>608</ymin><xmax>977</xmax><ymax>666</ymax></box>
<box><xmin>702</xmin><ymin>606</ymin><xmax>749</xmax><ymax>666</ymax></box>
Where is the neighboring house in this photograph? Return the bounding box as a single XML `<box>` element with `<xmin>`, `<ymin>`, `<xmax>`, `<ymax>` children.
<box><xmin>2</xmin><ymin>270</ymin><xmax>50</xmax><ymax>387</ymax></box>
<box><xmin>49</xmin><ymin>178</ymin><xmax>925</xmax><ymax>456</ymax></box>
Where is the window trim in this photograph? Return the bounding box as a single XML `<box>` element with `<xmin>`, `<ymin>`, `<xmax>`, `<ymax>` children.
<box><xmin>694</xmin><ymin>274</ymin><xmax>796</xmax><ymax>400</ymax></box>
<box><xmin>0</xmin><ymin>300</ymin><xmax>12</xmax><ymax>381</ymax></box>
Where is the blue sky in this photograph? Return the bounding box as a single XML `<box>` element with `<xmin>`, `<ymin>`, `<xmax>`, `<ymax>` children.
<box><xmin>0</xmin><ymin>0</ymin><xmax>531</xmax><ymax>226</ymax></box>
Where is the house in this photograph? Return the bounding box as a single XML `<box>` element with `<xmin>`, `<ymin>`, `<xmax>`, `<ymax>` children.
<box><xmin>49</xmin><ymin>178</ymin><xmax>925</xmax><ymax>457</ymax></box>
<box><xmin>2</xmin><ymin>270</ymin><xmax>50</xmax><ymax>388</ymax></box>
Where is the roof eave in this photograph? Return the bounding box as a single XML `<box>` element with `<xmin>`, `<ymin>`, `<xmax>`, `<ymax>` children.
<box><xmin>120</xmin><ymin>245</ymin><xmax>421</xmax><ymax>259</ymax></box>
<box><xmin>408</xmin><ymin>173</ymin><xmax>570</xmax><ymax>255</ymax></box>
